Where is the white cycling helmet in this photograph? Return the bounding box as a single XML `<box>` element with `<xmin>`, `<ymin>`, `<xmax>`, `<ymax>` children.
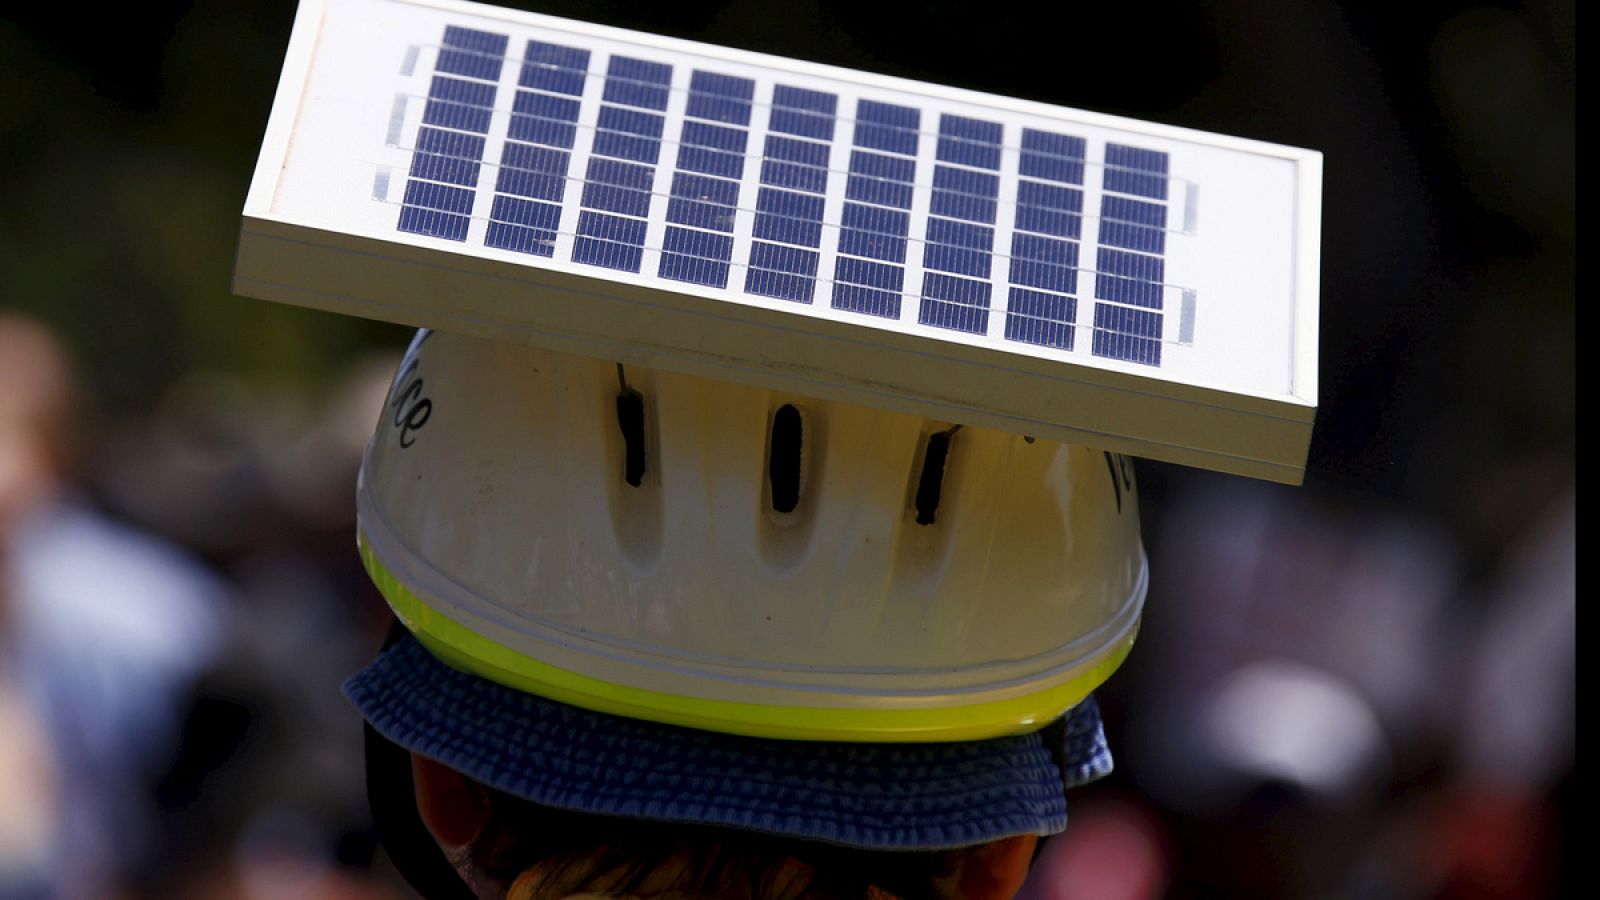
<box><xmin>357</xmin><ymin>329</ymin><xmax>1146</xmax><ymax>742</ymax></box>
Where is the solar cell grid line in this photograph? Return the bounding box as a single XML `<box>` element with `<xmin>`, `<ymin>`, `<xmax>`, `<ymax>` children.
<box><xmin>658</xmin><ymin>70</ymin><xmax>755</xmax><ymax>289</ymax></box>
<box><xmin>1003</xmin><ymin>128</ymin><xmax>1088</xmax><ymax>350</ymax></box>
<box><xmin>484</xmin><ymin>39</ymin><xmax>592</xmax><ymax>257</ymax></box>
<box><xmin>1092</xmin><ymin>142</ymin><xmax>1170</xmax><ymax>366</ymax></box>
<box><xmin>917</xmin><ymin>114</ymin><xmax>1003</xmax><ymax>335</ymax></box>
<box><xmin>571</xmin><ymin>53</ymin><xmax>672</xmax><ymax>273</ymax></box>
<box><xmin>398</xmin><ymin>26</ymin><xmax>509</xmax><ymax>242</ymax></box>
<box><xmin>830</xmin><ymin>99</ymin><xmax>921</xmax><ymax>319</ymax></box>
<box><xmin>743</xmin><ymin>85</ymin><xmax>839</xmax><ymax>304</ymax></box>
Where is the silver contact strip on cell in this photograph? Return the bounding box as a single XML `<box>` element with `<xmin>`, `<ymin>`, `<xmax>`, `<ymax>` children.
<box><xmin>386</xmin><ymin>95</ymin><xmax>408</xmax><ymax>146</ymax></box>
<box><xmin>1178</xmin><ymin>289</ymin><xmax>1196</xmax><ymax>346</ymax></box>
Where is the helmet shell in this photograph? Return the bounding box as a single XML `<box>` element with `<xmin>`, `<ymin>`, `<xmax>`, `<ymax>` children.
<box><xmin>359</xmin><ymin>330</ymin><xmax>1146</xmax><ymax>741</ymax></box>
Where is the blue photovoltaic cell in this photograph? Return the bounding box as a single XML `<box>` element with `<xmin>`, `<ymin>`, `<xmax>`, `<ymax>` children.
<box><xmin>520</xmin><ymin>41</ymin><xmax>589</xmax><ymax>93</ymax></box>
<box><xmin>496</xmin><ymin>168</ymin><xmax>564</xmax><ymax>202</ymax></box>
<box><xmin>853</xmin><ymin>100</ymin><xmax>920</xmax><ymax>155</ymax></box>
<box><xmin>571</xmin><ymin>210</ymin><xmax>648</xmax><ymax>272</ymax></box>
<box><xmin>1004</xmin><ymin>288</ymin><xmax>1077</xmax><ymax>349</ymax></box>
<box><xmin>488</xmin><ymin>40</ymin><xmax>589</xmax><ymax>258</ymax></box>
<box><xmin>1092</xmin><ymin>143</ymin><xmax>1170</xmax><ymax>365</ymax></box>
<box><xmin>484</xmin><ymin>196</ymin><xmax>563</xmax><ymax>255</ymax></box>
<box><xmin>920</xmin><ymin>114</ymin><xmax>1002</xmax><ymax>334</ymax></box>
<box><xmin>845</xmin><ymin>173</ymin><xmax>914</xmax><ymax>209</ymax></box>
<box><xmin>436</xmin><ymin>26</ymin><xmax>508</xmax><ymax>81</ymax></box>
<box><xmin>836</xmin><ymin>256</ymin><xmax>904</xmax><ymax>291</ymax></box>
<box><xmin>663</xmin><ymin>171</ymin><xmax>741</xmax><ymax>229</ymax></box>
<box><xmin>410</xmin><ymin>127</ymin><xmax>483</xmax><ymax>186</ymax></box>
<box><xmin>750</xmin><ymin>241</ymin><xmax>819</xmax><ymax>277</ymax></box>
<box><xmin>687</xmin><ymin>72</ymin><xmax>753</xmax><ymax>124</ymax></box>
<box><xmin>513</xmin><ymin>91</ymin><xmax>581</xmax><ymax>123</ymax></box>
<box><xmin>922</xmin><ymin>273</ymin><xmax>992</xmax><ymax>333</ymax></box>
<box><xmin>591</xmin><ymin>131</ymin><xmax>663</xmax><ymax>165</ymax></box>
<box><xmin>747</xmin><ymin>230</ymin><xmax>819</xmax><ymax>298</ymax></box>
<box><xmin>1021</xmin><ymin>129</ymin><xmax>1086</xmax><ymax>158</ymax></box>
<box><xmin>841</xmin><ymin>204</ymin><xmax>910</xmax><ymax>239</ymax></box>
<box><xmin>580</xmin><ymin>183</ymin><xmax>652</xmax><ymax>217</ymax></box>
<box><xmin>509</xmin><ymin>118</ymin><xmax>576</xmax><ymax>147</ymax></box>
<box><xmin>849</xmin><ymin>151</ymin><xmax>917</xmax><ymax>184</ymax></box>
<box><xmin>422</xmin><ymin>76</ymin><xmax>497</xmax><ymax>132</ymax></box>
<box><xmin>1014</xmin><ymin>181</ymin><xmax>1083</xmax><ymax>237</ymax></box>
<box><xmin>773</xmin><ymin>85</ymin><xmax>837</xmax><ymax>112</ymax></box>
<box><xmin>681</xmin><ymin>121</ymin><xmax>746</xmax><ymax>152</ymax></box>
<box><xmin>416</xmin><ymin>127</ymin><xmax>486</xmax><ymax>159</ymax></box>
<box><xmin>1095</xmin><ymin>248</ymin><xmax>1164</xmax><ymax>305</ymax></box>
<box><xmin>668</xmin><ymin>172</ymin><xmax>740</xmax><ymax>206</ymax></box>
<box><xmin>936</xmin><ymin>115</ymin><xmax>1003</xmax><ymax>170</ymax></box>
<box><xmin>745</xmin><ymin>85</ymin><xmax>838</xmax><ymax>304</ymax></box>
<box><xmin>402</xmin><ymin>179</ymin><xmax>473</xmax><ymax>213</ymax></box>
<box><xmin>768</xmin><ymin>109</ymin><xmax>833</xmax><ymax>141</ymax></box>
<box><xmin>598</xmin><ymin>106</ymin><xmax>666</xmax><ymax>139</ymax></box>
<box><xmin>400</xmin><ymin>26</ymin><xmax>506</xmax><ymax>242</ymax></box>
<box><xmin>922</xmin><ymin>244</ymin><xmax>989</xmax><ymax>278</ymax></box>
<box><xmin>585</xmin><ymin>158</ymin><xmax>654</xmax><ymax>188</ymax></box>
<box><xmin>765</xmin><ymin>85</ymin><xmax>837</xmax><ymax>141</ymax></box>
<box><xmin>925</xmin><ymin>218</ymin><xmax>991</xmax><ymax>250</ymax></box>
<box><xmin>838</xmin><ymin>227</ymin><xmax>907</xmax><ymax>263</ymax></box>
<box><xmin>750</xmin><ymin>189</ymin><xmax>824</xmax><ymax>246</ymax></box>
<box><xmin>398</xmin><ymin>205</ymin><xmax>469</xmax><ymax>241</ymax></box>
<box><xmin>1009</xmin><ymin>235</ymin><xmax>1079</xmax><ymax>294</ymax></box>
<box><xmin>676</xmin><ymin>146</ymin><xmax>742</xmax><ymax>179</ymax></box>
<box><xmin>488</xmin><ymin>195</ymin><xmax>562</xmax><ymax>229</ymax></box>
<box><xmin>765</xmin><ymin>136</ymin><xmax>830</xmax><ymax>166</ymax></box>
<box><xmin>660</xmin><ymin>70</ymin><xmax>755</xmax><ymax>290</ymax></box>
<box><xmin>501</xmin><ymin>143</ymin><xmax>569</xmax><ymax>175</ymax></box>
<box><xmin>1102</xmin><ymin>143</ymin><xmax>1170</xmax><ymax>201</ymax></box>
<box><xmin>574</xmin><ymin>55</ymin><xmax>672</xmax><ymax>273</ymax></box>
<box><xmin>494</xmin><ymin>143</ymin><xmax>568</xmax><ymax>205</ymax></box>
<box><xmin>663</xmin><ymin>199</ymin><xmax>729</xmax><ymax>231</ymax></box>
<box><xmin>1004</xmin><ymin>128</ymin><xmax>1087</xmax><ymax>350</ymax></box>
<box><xmin>602</xmin><ymin>79</ymin><xmax>670</xmax><ymax>111</ymax></box>
<box><xmin>1092</xmin><ymin>304</ymin><xmax>1162</xmax><ymax>366</ymax></box>
<box><xmin>1098</xmin><ymin>195</ymin><xmax>1167</xmax><ymax>254</ymax></box>
<box><xmin>761</xmin><ymin>158</ymin><xmax>829</xmax><ymax>193</ymax></box>
<box><xmin>832</xmin><ymin>100</ymin><xmax>918</xmax><ymax>318</ymax></box>
<box><xmin>1017</xmin><ymin>129</ymin><xmax>1087</xmax><ymax>183</ymax></box>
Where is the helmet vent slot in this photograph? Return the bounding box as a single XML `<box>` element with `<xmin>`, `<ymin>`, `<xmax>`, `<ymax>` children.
<box><xmin>768</xmin><ymin>404</ymin><xmax>804</xmax><ymax>513</ymax></box>
<box><xmin>616</xmin><ymin>388</ymin><xmax>647</xmax><ymax>487</ymax></box>
<box><xmin>914</xmin><ymin>426</ymin><xmax>960</xmax><ymax>525</ymax></box>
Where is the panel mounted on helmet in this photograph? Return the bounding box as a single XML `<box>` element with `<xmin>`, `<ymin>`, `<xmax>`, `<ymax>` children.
<box><xmin>233</xmin><ymin>0</ymin><xmax>1322</xmax><ymax>484</ymax></box>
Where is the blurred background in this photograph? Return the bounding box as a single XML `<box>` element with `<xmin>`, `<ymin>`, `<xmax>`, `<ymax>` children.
<box><xmin>0</xmin><ymin>0</ymin><xmax>1572</xmax><ymax>897</ymax></box>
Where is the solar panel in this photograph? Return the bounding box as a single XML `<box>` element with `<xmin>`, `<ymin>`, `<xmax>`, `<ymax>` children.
<box><xmin>235</xmin><ymin>0</ymin><xmax>1322</xmax><ymax>483</ymax></box>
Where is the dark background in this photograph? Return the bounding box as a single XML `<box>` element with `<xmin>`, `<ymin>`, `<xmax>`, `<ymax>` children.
<box><xmin>1</xmin><ymin>1</ymin><xmax>1573</xmax><ymax>897</ymax></box>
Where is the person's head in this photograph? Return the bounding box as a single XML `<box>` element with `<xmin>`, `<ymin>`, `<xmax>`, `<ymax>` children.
<box><xmin>349</xmin><ymin>330</ymin><xmax>1142</xmax><ymax>899</ymax></box>
<box><xmin>409</xmin><ymin>750</ymin><xmax>1037</xmax><ymax>900</ymax></box>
